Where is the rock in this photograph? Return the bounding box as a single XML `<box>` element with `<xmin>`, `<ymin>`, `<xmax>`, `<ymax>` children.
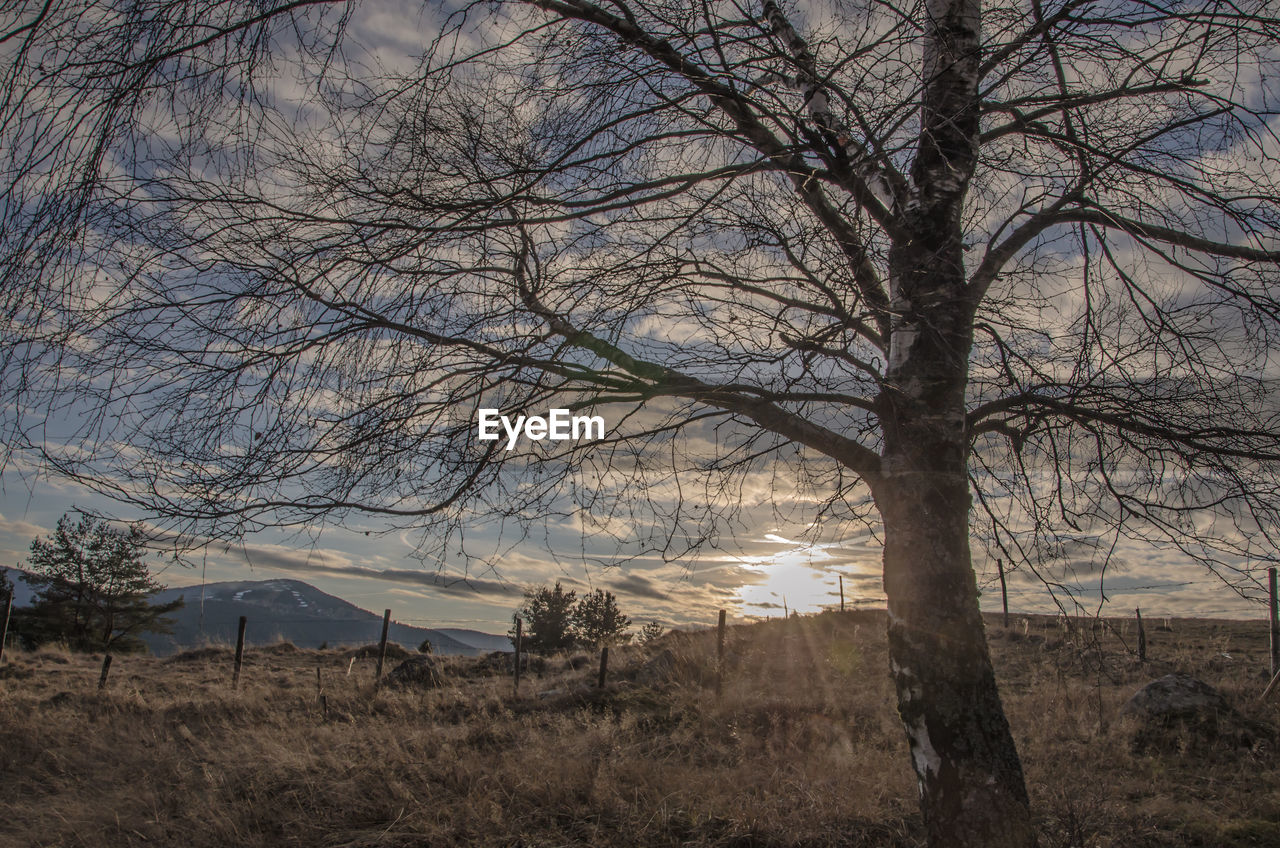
<box><xmin>1122</xmin><ymin>673</ymin><xmax>1229</xmax><ymax>720</ymax></box>
<box><xmin>1122</xmin><ymin>672</ymin><xmax>1271</xmax><ymax>754</ymax></box>
<box><xmin>383</xmin><ymin>655</ymin><xmax>442</xmax><ymax>689</ymax></box>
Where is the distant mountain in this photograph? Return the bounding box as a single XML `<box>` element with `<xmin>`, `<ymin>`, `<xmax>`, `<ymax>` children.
<box><xmin>2</xmin><ymin>570</ymin><xmax>506</xmax><ymax>657</ymax></box>
<box><xmin>145</xmin><ymin>579</ymin><xmax>497</xmax><ymax>656</ymax></box>
<box><xmin>0</xmin><ymin>566</ymin><xmax>37</xmax><ymax>607</ymax></box>
<box><xmin>433</xmin><ymin>628</ymin><xmax>513</xmax><ymax>653</ymax></box>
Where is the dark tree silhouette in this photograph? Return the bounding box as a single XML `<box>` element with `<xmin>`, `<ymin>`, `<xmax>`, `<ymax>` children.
<box><xmin>637</xmin><ymin>620</ymin><xmax>664</xmax><ymax>645</ymax></box>
<box><xmin>18</xmin><ymin>514</ymin><xmax>182</xmax><ymax>652</ymax></box>
<box><xmin>573</xmin><ymin>588</ymin><xmax>632</xmax><ymax>647</ymax></box>
<box><xmin>514</xmin><ymin>581</ymin><xmax>579</xmax><ymax>653</ymax></box>
<box><xmin>3</xmin><ymin>0</ymin><xmax>1280</xmax><ymax>842</ymax></box>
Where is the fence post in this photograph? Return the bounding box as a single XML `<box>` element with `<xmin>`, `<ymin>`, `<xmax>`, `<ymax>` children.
<box><xmin>0</xmin><ymin>592</ymin><xmax>12</xmax><ymax>665</ymax></box>
<box><xmin>513</xmin><ymin>616</ymin><xmax>523</xmax><ymax>695</ymax></box>
<box><xmin>1136</xmin><ymin>608</ymin><xmax>1146</xmax><ymax>662</ymax></box>
<box><xmin>997</xmin><ymin>558</ymin><xmax>1009</xmax><ymax>628</ymax></box>
<box><xmin>375</xmin><ymin>608</ymin><xmax>392</xmax><ymax>682</ymax></box>
<box><xmin>1262</xmin><ymin>668</ymin><xmax>1280</xmax><ymax>702</ymax></box>
<box><xmin>98</xmin><ymin>653</ymin><xmax>112</xmax><ymax>690</ymax></box>
<box><xmin>839</xmin><ymin>575</ymin><xmax>845</xmax><ymax>612</ymax></box>
<box><xmin>1269</xmin><ymin>567</ymin><xmax>1278</xmax><ymax>679</ymax></box>
<box><xmin>598</xmin><ymin>645</ymin><xmax>609</xmax><ymax>689</ymax></box>
<box><xmin>716</xmin><ymin>609</ymin><xmax>726</xmax><ymax>698</ymax></box>
<box><xmin>316</xmin><ymin>663</ymin><xmax>327</xmax><ymax>718</ymax></box>
<box><xmin>232</xmin><ymin>615</ymin><xmax>247</xmax><ymax>688</ymax></box>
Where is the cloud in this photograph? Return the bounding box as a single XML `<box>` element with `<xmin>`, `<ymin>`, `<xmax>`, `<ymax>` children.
<box><xmin>608</xmin><ymin>572</ymin><xmax>671</xmax><ymax>601</ymax></box>
<box><xmin>178</xmin><ymin>537</ymin><xmax>525</xmax><ymax>600</ymax></box>
<box><xmin>263</xmin><ymin>560</ymin><xmax>522</xmax><ymax>599</ymax></box>
<box><xmin>0</xmin><ymin>513</ymin><xmax>47</xmax><ymax>545</ymax></box>
<box><xmin>226</xmin><ymin>540</ymin><xmax>355</xmax><ymax>573</ymax></box>
<box><xmin>750</xmin><ymin>599</ymin><xmax>785</xmax><ymax>611</ymax></box>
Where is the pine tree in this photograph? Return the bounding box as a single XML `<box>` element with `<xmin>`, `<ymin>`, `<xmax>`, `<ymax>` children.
<box><xmin>19</xmin><ymin>514</ymin><xmax>182</xmax><ymax>652</ymax></box>
<box><xmin>573</xmin><ymin>589</ymin><xmax>631</xmax><ymax>648</ymax></box>
<box><xmin>637</xmin><ymin>621</ymin><xmax>664</xmax><ymax>646</ymax></box>
<box><xmin>512</xmin><ymin>581</ymin><xmax>578</xmax><ymax>654</ymax></box>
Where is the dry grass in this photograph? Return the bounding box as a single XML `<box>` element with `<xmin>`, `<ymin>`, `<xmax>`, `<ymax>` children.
<box><xmin>1</xmin><ymin>611</ymin><xmax>1277</xmax><ymax>847</ymax></box>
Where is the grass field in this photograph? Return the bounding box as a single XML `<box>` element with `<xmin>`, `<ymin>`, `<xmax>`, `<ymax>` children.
<box><xmin>1</xmin><ymin>610</ymin><xmax>1277</xmax><ymax>847</ymax></box>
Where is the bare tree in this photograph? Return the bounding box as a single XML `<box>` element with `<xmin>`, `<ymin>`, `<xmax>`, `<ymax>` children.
<box><xmin>3</xmin><ymin>0</ymin><xmax>1280</xmax><ymax>843</ymax></box>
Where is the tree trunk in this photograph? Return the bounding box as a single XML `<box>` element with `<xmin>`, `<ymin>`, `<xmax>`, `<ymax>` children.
<box><xmin>875</xmin><ymin>213</ymin><xmax>1039</xmax><ymax>848</ymax></box>
<box><xmin>876</xmin><ymin>259</ymin><xmax>1035</xmax><ymax>844</ymax></box>
<box><xmin>868</xmin><ymin>0</ymin><xmax>1037</xmax><ymax>840</ymax></box>
<box><xmin>878</xmin><ymin>460</ymin><xmax>1036</xmax><ymax>846</ymax></box>
<box><xmin>876</xmin><ymin>216</ymin><xmax>1037</xmax><ymax>848</ymax></box>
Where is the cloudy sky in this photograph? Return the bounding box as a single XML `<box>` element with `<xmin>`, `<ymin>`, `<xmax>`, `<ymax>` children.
<box><xmin>2</xmin><ymin>0</ymin><xmax>1277</xmax><ymax>636</ymax></box>
<box><xmin>1</xmin><ymin>454</ymin><xmax>1265</xmax><ymax>635</ymax></box>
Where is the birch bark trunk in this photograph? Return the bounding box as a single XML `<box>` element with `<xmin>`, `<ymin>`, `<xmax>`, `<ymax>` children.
<box><xmin>876</xmin><ymin>394</ymin><xmax>1038</xmax><ymax>845</ymax></box>
<box><xmin>876</xmin><ymin>233</ymin><xmax>1037</xmax><ymax>843</ymax></box>
<box><xmin>870</xmin><ymin>0</ymin><xmax>1038</xmax><ymax>841</ymax></box>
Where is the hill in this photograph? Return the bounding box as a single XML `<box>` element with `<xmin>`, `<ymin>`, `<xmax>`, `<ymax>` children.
<box><xmin>2</xmin><ymin>569</ymin><xmax>504</xmax><ymax>656</ymax></box>
<box><xmin>144</xmin><ymin>579</ymin><xmax>491</xmax><ymax>655</ymax></box>
<box><xmin>432</xmin><ymin>628</ymin><xmax>513</xmax><ymax>653</ymax></box>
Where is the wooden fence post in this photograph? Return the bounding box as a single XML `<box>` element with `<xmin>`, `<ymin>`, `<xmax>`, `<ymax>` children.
<box><xmin>1262</xmin><ymin>668</ymin><xmax>1280</xmax><ymax>702</ymax></box>
<box><xmin>232</xmin><ymin>615</ymin><xmax>247</xmax><ymax>688</ymax></box>
<box><xmin>1136</xmin><ymin>608</ymin><xmax>1147</xmax><ymax>662</ymax></box>
<box><xmin>839</xmin><ymin>575</ymin><xmax>845</xmax><ymax>612</ymax></box>
<box><xmin>1269</xmin><ymin>567</ymin><xmax>1278</xmax><ymax>679</ymax></box>
<box><xmin>375</xmin><ymin>608</ymin><xmax>391</xmax><ymax>682</ymax></box>
<box><xmin>513</xmin><ymin>616</ymin><xmax>523</xmax><ymax>695</ymax></box>
<box><xmin>598</xmin><ymin>645</ymin><xmax>609</xmax><ymax>689</ymax></box>
<box><xmin>98</xmin><ymin>654</ymin><xmax>112</xmax><ymax>690</ymax></box>
<box><xmin>716</xmin><ymin>609</ymin><xmax>726</xmax><ymax>698</ymax></box>
<box><xmin>997</xmin><ymin>558</ymin><xmax>1009</xmax><ymax>628</ymax></box>
<box><xmin>316</xmin><ymin>663</ymin><xmax>327</xmax><ymax>718</ymax></box>
<box><xmin>0</xmin><ymin>592</ymin><xmax>12</xmax><ymax>665</ymax></box>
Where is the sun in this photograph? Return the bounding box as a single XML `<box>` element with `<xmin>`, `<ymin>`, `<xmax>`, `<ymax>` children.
<box><xmin>733</xmin><ymin>534</ymin><xmax>877</xmax><ymax>618</ymax></box>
